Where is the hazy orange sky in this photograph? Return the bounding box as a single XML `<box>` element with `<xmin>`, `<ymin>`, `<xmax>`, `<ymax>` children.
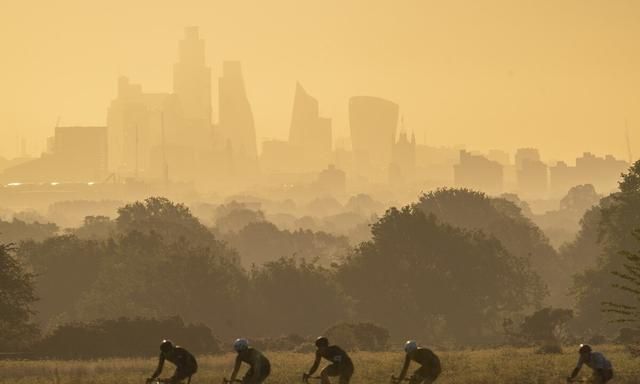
<box><xmin>1</xmin><ymin>0</ymin><xmax>639</xmax><ymax>163</ymax></box>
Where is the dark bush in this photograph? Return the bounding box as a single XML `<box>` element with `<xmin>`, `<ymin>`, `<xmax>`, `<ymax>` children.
<box><xmin>535</xmin><ymin>343</ymin><xmax>563</xmax><ymax>354</ymax></box>
<box><xmin>617</xmin><ymin>328</ymin><xmax>640</xmax><ymax>344</ymax></box>
<box><xmin>323</xmin><ymin>322</ymin><xmax>389</xmax><ymax>351</ymax></box>
<box><xmin>31</xmin><ymin>316</ymin><xmax>220</xmax><ymax>359</ymax></box>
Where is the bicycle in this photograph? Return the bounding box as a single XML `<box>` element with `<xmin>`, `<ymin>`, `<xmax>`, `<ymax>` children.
<box><xmin>146</xmin><ymin>379</ymin><xmax>171</xmax><ymax>384</ymax></box>
<box><xmin>146</xmin><ymin>377</ymin><xmax>193</xmax><ymax>384</ymax></box>
<box><xmin>302</xmin><ymin>373</ymin><xmax>322</xmax><ymax>383</ymax></box>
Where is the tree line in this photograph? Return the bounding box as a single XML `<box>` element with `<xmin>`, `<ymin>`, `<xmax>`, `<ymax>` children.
<box><xmin>3</xmin><ymin>162</ymin><xmax>640</xmax><ymax>353</ymax></box>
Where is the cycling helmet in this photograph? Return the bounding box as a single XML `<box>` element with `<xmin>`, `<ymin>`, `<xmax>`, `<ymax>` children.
<box><xmin>315</xmin><ymin>336</ymin><xmax>329</xmax><ymax>348</ymax></box>
<box><xmin>160</xmin><ymin>339</ymin><xmax>174</xmax><ymax>353</ymax></box>
<box><xmin>233</xmin><ymin>338</ymin><xmax>249</xmax><ymax>352</ymax></box>
<box><xmin>404</xmin><ymin>340</ymin><xmax>418</xmax><ymax>353</ymax></box>
<box><xmin>579</xmin><ymin>344</ymin><xmax>592</xmax><ymax>354</ymax></box>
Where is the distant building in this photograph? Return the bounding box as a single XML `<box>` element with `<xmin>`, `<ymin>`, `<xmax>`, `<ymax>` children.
<box><xmin>107</xmin><ymin>27</ymin><xmax>214</xmax><ymax>182</ymax></box>
<box><xmin>454</xmin><ymin>150</ymin><xmax>503</xmax><ymax>195</ymax></box>
<box><xmin>1</xmin><ymin>126</ymin><xmax>107</xmax><ymax>183</ymax></box>
<box><xmin>549</xmin><ymin>161</ymin><xmax>578</xmax><ymax>197</ymax></box>
<box><xmin>515</xmin><ymin>148</ymin><xmax>547</xmax><ymax>198</ymax></box>
<box><xmin>216</xmin><ymin>61</ymin><xmax>258</xmax><ymax>175</ymax></box>
<box><xmin>549</xmin><ymin>152</ymin><xmax>628</xmax><ymax>197</ymax></box>
<box><xmin>260</xmin><ymin>139</ymin><xmax>301</xmax><ymax>174</ymax></box>
<box><xmin>487</xmin><ymin>149</ymin><xmax>510</xmax><ymax>166</ymax></box>
<box><xmin>389</xmin><ymin>128</ymin><xmax>416</xmax><ymax>185</ymax></box>
<box><xmin>107</xmin><ymin>76</ymin><xmax>180</xmax><ymax>176</ymax></box>
<box><xmin>288</xmin><ymin>82</ymin><xmax>332</xmax><ymax>171</ymax></box>
<box><xmin>173</xmin><ymin>26</ymin><xmax>212</xmax><ymax>139</ymax></box>
<box><xmin>315</xmin><ymin>164</ymin><xmax>346</xmax><ymax>196</ymax></box>
<box><xmin>349</xmin><ymin>96</ymin><xmax>399</xmax><ymax>181</ymax></box>
<box><xmin>515</xmin><ymin>148</ymin><xmax>540</xmax><ymax>170</ymax></box>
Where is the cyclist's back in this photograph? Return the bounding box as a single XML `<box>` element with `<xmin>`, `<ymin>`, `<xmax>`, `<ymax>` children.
<box><xmin>409</xmin><ymin>348</ymin><xmax>440</xmax><ymax>368</ymax></box>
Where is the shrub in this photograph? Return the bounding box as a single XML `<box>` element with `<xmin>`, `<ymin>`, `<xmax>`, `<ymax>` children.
<box><xmin>31</xmin><ymin>316</ymin><xmax>220</xmax><ymax>359</ymax></box>
<box><xmin>323</xmin><ymin>322</ymin><xmax>389</xmax><ymax>351</ymax></box>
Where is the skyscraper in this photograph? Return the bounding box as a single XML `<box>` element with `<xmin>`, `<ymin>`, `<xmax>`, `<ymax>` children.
<box><xmin>515</xmin><ymin>148</ymin><xmax>548</xmax><ymax>198</ymax></box>
<box><xmin>173</xmin><ymin>26</ymin><xmax>212</xmax><ymax>150</ymax></box>
<box><xmin>288</xmin><ymin>82</ymin><xmax>332</xmax><ymax>170</ymax></box>
<box><xmin>217</xmin><ymin>61</ymin><xmax>258</xmax><ymax>174</ymax></box>
<box><xmin>348</xmin><ymin>96</ymin><xmax>399</xmax><ymax>181</ymax></box>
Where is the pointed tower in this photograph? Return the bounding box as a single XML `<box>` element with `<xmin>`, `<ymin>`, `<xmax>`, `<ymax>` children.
<box><xmin>288</xmin><ymin>82</ymin><xmax>332</xmax><ymax>170</ymax></box>
<box><xmin>217</xmin><ymin>61</ymin><xmax>258</xmax><ymax>174</ymax></box>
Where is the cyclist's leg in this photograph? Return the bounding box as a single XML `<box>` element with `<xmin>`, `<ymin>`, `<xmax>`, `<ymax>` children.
<box><xmin>242</xmin><ymin>368</ymin><xmax>255</xmax><ymax>384</ymax></box>
<box><xmin>409</xmin><ymin>367</ymin><xmax>430</xmax><ymax>384</ymax></box>
<box><xmin>338</xmin><ymin>363</ymin><xmax>354</xmax><ymax>384</ymax></box>
<box><xmin>426</xmin><ymin>364</ymin><xmax>441</xmax><ymax>383</ymax></box>
<box><xmin>255</xmin><ymin>364</ymin><xmax>270</xmax><ymax>384</ymax></box>
<box><xmin>169</xmin><ymin>368</ymin><xmax>192</xmax><ymax>384</ymax></box>
<box><xmin>321</xmin><ymin>364</ymin><xmax>340</xmax><ymax>384</ymax></box>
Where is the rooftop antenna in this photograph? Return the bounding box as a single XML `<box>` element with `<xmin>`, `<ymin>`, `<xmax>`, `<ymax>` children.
<box><xmin>626</xmin><ymin>119</ymin><xmax>633</xmax><ymax>164</ymax></box>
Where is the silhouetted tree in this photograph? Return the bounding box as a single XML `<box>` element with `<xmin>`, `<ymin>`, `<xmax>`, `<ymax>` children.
<box><xmin>559</xmin><ymin>200</ymin><xmax>608</xmax><ymax>271</ymax></box>
<box><xmin>0</xmin><ymin>218</ymin><xmax>58</xmax><ymax>244</ymax></box>
<box><xmin>572</xmin><ymin>161</ymin><xmax>640</xmax><ymax>333</ymax></box>
<box><xmin>415</xmin><ymin>188</ymin><xmax>564</xmax><ymax>305</ymax></box>
<box><xmin>116</xmin><ymin>197</ymin><xmax>237</xmax><ymax>263</ymax></box>
<box><xmin>0</xmin><ymin>243</ymin><xmax>38</xmax><ymax>350</ymax></box>
<box><xmin>214</xmin><ymin>201</ymin><xmax>265</xmax><ymax>233</ymax></box>
<box><xmin>602</xmin><ymin>230</ymin><xmax>640</xmax><ymax>326</ymax></box>
<box><xmin>225</xmin><ymin>221</ymin><xmax>350</xmax><ymax>267</ymax></box>
<box><xmin>248</xmin><ymin>257</ymin><xmax>350</xmax><ymax>336</ymax></box>
<box><xmin>345</xmin><ymin>194</ymin><xmax>384</xmax><ymax>216</ymax></box>
<box><xmin>17</xmin><ymin>235</ymin><xmax>104</xmax><ymax>331</ymax></box>
<box><xmin>75</xmin><ymin>231</ymin><xmax>247</xmax><ymax>339</ymax></box>
<box><xmin>338</xmin><ymin>205</ymin><xmax>544</xmax><ymax>344</ymax></box>
<box><xmin>72</xmin><ymin>215</ymin><xmax>116</xmax><ymax>240</ymax></box>
<box><xmin>560</xmin><ymin>184</ymin><xmax>601</xmax><ymax>212</ymax></box>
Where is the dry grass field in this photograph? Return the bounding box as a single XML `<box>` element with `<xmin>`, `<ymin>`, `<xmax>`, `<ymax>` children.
<box><xmin>0</xmin><ymin>346</ymin><xmax>637</xmax><ymax>384</ymax></box>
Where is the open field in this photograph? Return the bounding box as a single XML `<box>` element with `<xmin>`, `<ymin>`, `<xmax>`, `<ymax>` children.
<box><xmin>0</xmin><ymin>346</ymin><xmax>637</xmax><ymax>384</ymax></box>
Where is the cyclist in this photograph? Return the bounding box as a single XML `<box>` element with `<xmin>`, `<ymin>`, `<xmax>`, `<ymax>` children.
<box><xmin>391</xmin><ymin>340</ymin><xmax>441</xmax><ymax>384</ymax></box>
<box><xmin>567</xmin><ymin>344</ymin><xmax>613</xmax><ymax>383</ymax></box>
<box><xmin>148</xmin><ymin>339</ymin><xmax>198</xmax><ymax>384</ymax></box>
<box><xmin>228</xmin><ymin>338</ymin><xmax>271</xmax><ymax>384</ymax></box>
<box><xmin>303</xmin><ymin>336</ymin><xmax>354</xmax><ymax>384</ymax></box>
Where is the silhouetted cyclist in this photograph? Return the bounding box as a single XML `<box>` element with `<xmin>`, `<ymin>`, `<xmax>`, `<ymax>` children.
<box><xmin>304</xmin><ymin>336</ymin><xmax>354</xmax><ymax>384</ymax></box>
<box><xmin>392</xmin><ymin>341</ymin><xmax>441</xmax><ymax>384</ymax></box>
<box><xmin>567</xmin><ymin>344</ymin><xmax>613</xmax><ymax>384</ymax></box>
<box><xmin>228</xmin><ymin>338</ymin><xmax>271</xmax><ymax>384</ymax></box>
<box><xmin>148</xmin><ymin>339</ymin><xmax>198</xmax><ymax>384</ymax></box>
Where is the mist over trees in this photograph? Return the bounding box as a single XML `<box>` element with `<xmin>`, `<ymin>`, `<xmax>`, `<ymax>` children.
<box><xmin>338</xmin><ymin>205</ymin><xmax>544</xmax><ymax>344</ymax></box>
<box><xmin>6</xmin><ymin>162</ymin><xmax>640</xmax><ymax>354</ymax></box>
<box><xmin>0</xmin><ymin>218</ymin><xmax>58</xmax><ymax>244</ymax></box>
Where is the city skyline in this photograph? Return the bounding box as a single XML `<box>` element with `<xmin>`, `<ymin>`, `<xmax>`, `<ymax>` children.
<box><xmin>2</xmin><ymin>0</ymin><xmax>640</xmax><ymax>162</ymax></box>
